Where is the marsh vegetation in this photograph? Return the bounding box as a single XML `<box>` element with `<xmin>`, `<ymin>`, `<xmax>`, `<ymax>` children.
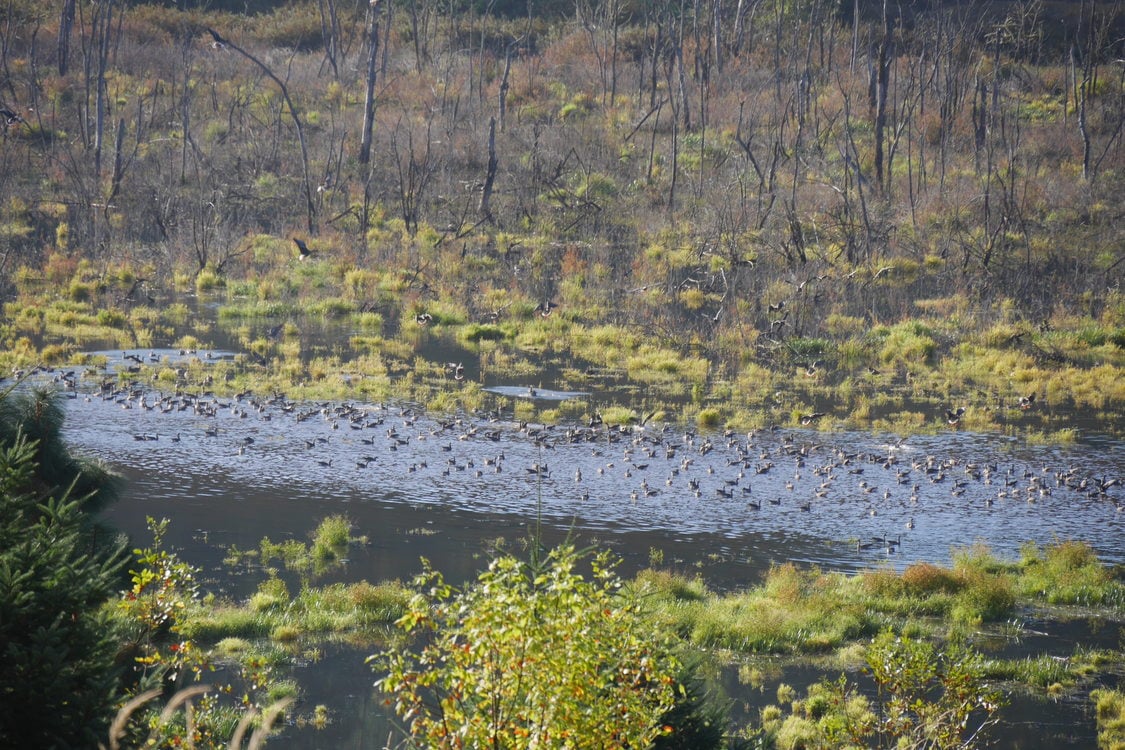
<box><xmin>0</xmin><ymin>0</ymin><xmax>1122</xmax><ymax>438</ymax></box>
<box><xmin>1</xmin><ymin>0</ymin><xmax>1123</xmax><ymax>746</ymax></box>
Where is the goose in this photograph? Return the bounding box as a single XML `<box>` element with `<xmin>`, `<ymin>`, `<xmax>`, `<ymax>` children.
<box><xmin>945</xmin><ymin>407</ymin><xmax>965</xmax><ymax>426</ymax></box>
<box><xmin>1018</xmin><ymin>392</ymin><xmax>1036</xmax><ymax>410</ymax></box>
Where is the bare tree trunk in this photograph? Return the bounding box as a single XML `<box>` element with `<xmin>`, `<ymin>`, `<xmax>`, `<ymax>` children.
<box><xmin>872</xmin><ymin>1</ymin><xmax>890</xmax><ymax>191</ymax></box>
<box><xmin>216</xmin><ymin>32</ymin><xmax>318</xmax><ymax>233</ymax></box>
<box><xmin>731</xmin><ymin>0</ymin><xmax>747</xmax><ymax>57</ymax></box>
<box><xmin>316</xmin><ymin>0</ymin><xmax>341</xmax><ymax>78</ymax></box>
<box><xmin>609</xmin><ymin>0</ymin><xmax>620</xmax><ymax>103</ymax></box>
<box><xmin>478</xmin><ymin>116</ymin><xmax>497</xmax><ymax>221</ymax></box>
<box><xmin>408</xmin><ymin>0</ymin><xmax>427</xmax><ymax>74</ymax></box>
<box><xmin>676</xmin><ymin>0</ymin><xmax>691</xmax><ymax>131</ymax></box>
<box><xmin>358</xmin><ymin>8</ymin><xmax>382</xmax><ymax>165</ymax></box>
<box><xmin>58</xmin><ymin>0</ymin><xmax>75</xmax><ymax>76</ymax></box>
<box><xmin>498</xmin><ymin>46</ymin><xmax>512</xmax><ymax>132</ymax></box>
<box><xmin>93</xmin><ymin>0</ymin><xmax>112</xmax><ymax>185</ymax></box>
<box><xmin>850</xmin><ymin>0</ymin><xmax>859</xmax><ymax>72</ymax></box>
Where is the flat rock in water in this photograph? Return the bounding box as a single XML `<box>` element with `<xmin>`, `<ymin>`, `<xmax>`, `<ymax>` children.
<box><xmin>483</xmin><ymin>385</ymin><xmax>589</xmax><ymax>401</ymax></box>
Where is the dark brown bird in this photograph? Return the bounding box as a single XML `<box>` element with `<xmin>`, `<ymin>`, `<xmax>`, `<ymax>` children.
<box><xmin>293</xmin><ymin>238</ymin><xmax>314</xmax><ymax>260</ymax></box>
<box><xmin>206</xmin><ymin>28</ymin><xmax>227</xmax><ymax>49</ymax></box>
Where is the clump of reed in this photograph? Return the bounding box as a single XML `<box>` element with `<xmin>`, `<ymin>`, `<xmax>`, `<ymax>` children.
<box><xmin>180</xmin><ymin>579</ymin><xmax>410</xmax><ymax>642</ymax></box>
<box><xmin>656</xmin><ymin>564</ymin><xmax>880</xmax><ymax>654</ymax></box>
<box><xmin>635</xmin><ymin>541</ymin><xmax>1118</xmax><ymax>660</ymax></box>
<box><xmin>102</xmin><ymin>685</ymin><xmax>291</xmax><ymax>750</ymax></box>
<box><xmin>1091</xmin><ymin>688</ymin><xmax>1125</xmax><ymax>750</ymax></box>
<box><xmin>983</xmin><ymin>649</ymin><xmax>1107</xmax><ymax>691</ymax></box>
<box><xmin>1016</xmin><ymin>540</ymin><xmax>1125</xmax><ymax>606</ymax></box>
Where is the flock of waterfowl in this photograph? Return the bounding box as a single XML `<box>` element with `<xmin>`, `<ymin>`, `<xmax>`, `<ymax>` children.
<box><xmin>11</xmin><ymin>351</ymin><xmax>1124</xmax><ymax>568</ymax></box>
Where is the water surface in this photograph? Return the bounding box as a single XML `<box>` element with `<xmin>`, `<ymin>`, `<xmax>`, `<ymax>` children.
<box><xmin>32</xmin><ymin>361</ymin><xmax>1125</xmax><ymax>748</ymax></box>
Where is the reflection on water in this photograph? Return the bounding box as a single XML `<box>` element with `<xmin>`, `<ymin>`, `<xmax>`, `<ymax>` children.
<box><xmin>41</xmin><ymin>368</ymin><xmax>1124</xmax><ymax>749</ymax></box>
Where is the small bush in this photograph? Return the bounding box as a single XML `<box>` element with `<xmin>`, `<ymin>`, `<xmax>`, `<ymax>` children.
<box><xmin>195</xmin><ymin>268</ymin><xmax>225</xmax><ymax>292</ymax></box>
<box><xmin>634</xmin><ymin>569</ymin><xmax>709</xmax><ymax>601</ymax></box>
<box><xmin>952</xmin><ymin>567</ymin><xmax>1015</xmax><ymax>623</ymax></box>
<box><xmin>697</xmin><ymin>407</ymin><xmax>722</xmax><ymax>428</ymax></box>
<box><xmin>901</xmin><ymin>562</ymin><xmax>962</xmax><ymax>594</ymax></box>
<box><xmin>311</xmin><ymin>515</ymin><xmax>351</xmax><ymax>563</ymax></box>
<box><xmin>67</xmin><ymin>280</ymin><xmax>93</xmax><ymax>301</ymax></box>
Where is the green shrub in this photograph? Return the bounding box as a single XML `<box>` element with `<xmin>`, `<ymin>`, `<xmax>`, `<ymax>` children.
<box><xmin>376</xmin><ymin>546</ymin><xmax>681</xmax><ymax>748</ymax></box>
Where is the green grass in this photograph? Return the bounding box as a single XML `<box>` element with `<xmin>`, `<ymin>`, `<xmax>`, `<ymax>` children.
<box><xmin>1091</xmin><ymin>688</ymin><xmax>1125</xmax><ymax>750</ymax></box>
<box><xmin>179</xmin><ymin>580</ymin><xmax>410</xmax><ymax>641</ymax></box>
<box><xmin>983</xmin><ymin>649</ymin><xmax>1108</xmax><ymax>690</ymax></box>
<box><xmin>1016</xmin><ymin>541</ymin><xmax>1125</xmax><ymax>606</ymax></box>
<box><xmin>631</xmin><ymin>541</ymin><xmax>1120</xmax><ymax>661</ymax></box>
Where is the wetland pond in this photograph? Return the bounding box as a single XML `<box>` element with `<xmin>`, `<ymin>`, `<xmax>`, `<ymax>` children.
<box><xmin>46</xmin><ymin>347</ymin><xmax>1124</xmax><ymax>748</ymax></box>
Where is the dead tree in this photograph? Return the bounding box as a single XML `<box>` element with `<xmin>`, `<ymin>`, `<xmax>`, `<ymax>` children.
<box><xmin>205</xmin><ymin>28</ymin><xmax>317</xmax><ymax>234</ymax></box>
